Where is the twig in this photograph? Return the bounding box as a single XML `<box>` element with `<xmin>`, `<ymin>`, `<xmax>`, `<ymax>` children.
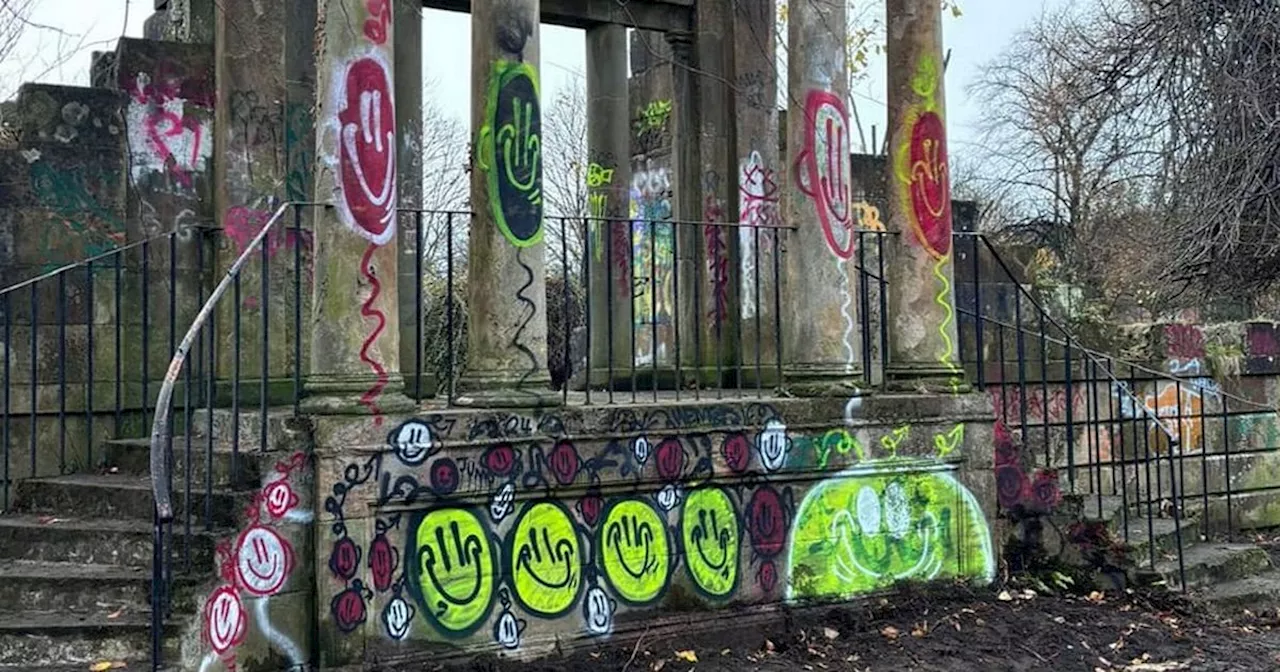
<box><xmin>1019</xmin><ymin>642</ymin><xmax>1048</xmax><ymax>663</ymax></box>
<box><xmin>621</xmin><ymin>626</ymin><xmax>651</xmax><ymax>672</ymax></box>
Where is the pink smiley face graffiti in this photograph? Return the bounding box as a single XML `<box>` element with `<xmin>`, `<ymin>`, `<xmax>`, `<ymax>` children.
<box><xmin>204</xmin><ymin>584</ymin><xmax>247</xmax><ymax>655</ymax></box>
<box><xmin>337</xmin><ymin>55</ymin><xmax>397</xmax><ymax>245</ymax></box>
<box><xmin>795</xmin><ymin>89</ymin><xmax>853</xmax><ymax>260</ymax></box>
<box><xmin>262</xmin><ymin>479</ymin><xmax>298</xmax><ymax>519</ymax></box>
<box><xmin>235</xmin><ymin>525</ymin><xmax>295</xmax><ymax>596</ymax></box>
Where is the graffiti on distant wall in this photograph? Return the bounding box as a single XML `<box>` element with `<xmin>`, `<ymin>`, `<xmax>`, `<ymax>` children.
<box><xmin>322</xmin><ymin>404</ymin><xmax>993</xmax><ymax>653</ymax></box>
<box><xmin>794</xmin><ymin>89</ymin><xmax>853</xmax><ymax>260</ymax></box>
<box><xmin>739</xmin><ymin>151</ymin><xmax>779</xmax><ymax>320</ymax></box>
<box><xmin>28</xmin><ymin>161</ymin><xmax>126</xmax><ymax>267</ymax></box>
<box><xmin>202</xmin><ymin>453</ymin><xmax>309</xmax><ymax>670</ymax></box>
<box><xmin>631</xmin><ymin>159</ymin><xmax>675</xmax><ymax>366</ymax></box>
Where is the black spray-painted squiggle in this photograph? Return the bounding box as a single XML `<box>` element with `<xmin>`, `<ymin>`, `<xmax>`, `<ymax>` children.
<box><xmin>513</xmin><ymin>245</ymin><xmax>540</xmax><ymax>387</ymax></box>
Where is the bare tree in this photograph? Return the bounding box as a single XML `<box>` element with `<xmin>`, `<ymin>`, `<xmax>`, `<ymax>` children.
<box><xmin>417</xmin><ymin>79</ymin><xmax>470</xmax><ymax>278</ymax></box>
<box><xmin>541</xmin><ymin>75</ymin><xmax>588</xmax><ymax>278</ymax></box>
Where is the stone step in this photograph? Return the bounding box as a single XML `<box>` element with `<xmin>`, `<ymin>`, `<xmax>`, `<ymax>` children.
<box><xmin>0</xmin><ymin>561</ymin><xmax>163</xmax><ymax>614</ymax></box>
<box><xmin>1154</xmin><ymin>542</ymin><xmax>1273</xmax><ymax>590</ymax></box>
<box><xmin>1113</xmin><ymin>514</ymin><xmax>1201</xmax><ymax>559</ymax></box>
<box><xmin>12</xmin><ymin>473</ymin><xmax>239</xmax><ymax>527</ymax></box>
<box><xmin>102</xmin><ymin>436</ymin><xmax>261</xmax><ymax>489</ymax></box>
<box><xmin>1197</xmin><ymin>568</ymin><xmax>1280</xmax><ymax>615</ymax></box>
<box><xmin>0</xmin><ymin>609</ymin><xmax>173</xmax><ymax>667</ymax></box>
<box><xmin>0</xmin><ymin>513</ymin><xmax>223</xmax><ymax>568</ymax></box>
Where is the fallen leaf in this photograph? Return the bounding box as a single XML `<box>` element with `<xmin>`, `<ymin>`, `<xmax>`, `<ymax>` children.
<box><xmin>998</xmin><ymin>590</ymin><xmax>1014</xmax><ymax>602</ymax></box>
<box><xmin>652</xmin><ymin>660</ymin><xmax>666</xmax><ymax>672</ymax></box>
<box><xmin>911</xmin><ymin>625</ymin><xmax>928</xmax><ymax>638</ymax></box>
<box><xmin>720</xmin><ymin>649</ymin><xmax>731</xmax><ymax>656</ymax></box>
<box><xmin>765</xmin><ymin>639</ymin><xmax>776</xmax><ymax>653</ymax></box>
<box><xmin>880</xmin><ymin>626</ymin><xmax>900</xmax><ymax>640</ymax></box>
<box><xmin>590</xmin><ymin>652</ymin><xmax>601</xmax><ymax>659</ymax></box>
<box><xmin>88</xmin><ymin>663</ymin><xmax>126</xmax><ymax>672</ymax></box>
<box><xmin>675</xmin><ymin>650</ymin><xmax>698</xmax><ymax>663</ymax></box>
<box><xmin>1087</xmin><ymin>591</ymin><xmax>1106</xmax><ymax>603</ymax></box>
<box><xmin>823</xmin><ymin>627</ymin><xmax>839</xmax><ymax>640</ymax></box>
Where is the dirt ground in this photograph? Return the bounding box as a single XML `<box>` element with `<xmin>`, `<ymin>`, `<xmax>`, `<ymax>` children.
<box><xmin>443</xmin><ymin>584</ymin><xmax>1280</xmax><ymax>672</ymax></box>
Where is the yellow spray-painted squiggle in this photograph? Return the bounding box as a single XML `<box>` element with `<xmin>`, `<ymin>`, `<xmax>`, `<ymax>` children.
<box><xmin>932</xmin><ymin>256</ymin><xmax>963</xmax><ymax>391</ymax></box>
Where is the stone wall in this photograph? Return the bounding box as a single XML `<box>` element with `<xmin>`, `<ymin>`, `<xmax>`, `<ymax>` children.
<box><xmin>289</xmin><ymin>393</ymin><xmax>998</xmax><ymax>666</ymax></box>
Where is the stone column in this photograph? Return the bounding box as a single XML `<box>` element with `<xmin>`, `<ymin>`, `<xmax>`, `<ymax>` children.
<box><xmin>733</xmin><ymin>0</ymin><xmax>780</xmax><ymax>386</ymax></box>
<box><xmin>305</xmin><ymin>0</ymin><xmax>413</xmax><ymax>418</ymax></box>
<box><xmin>696</xmin><ymin>0</ymin><xmax>739</xmax><ymax>387</ymax></box>
<box><xmin>884</xmin><ymin>0</ymin><xmax>963</xmax><ymax>391</ymax></box>
<box><xmin>667</xmin><ymin>31</ymin><xmax>702</xmax><ymax>389</ymax></box>
<box><xmin>215</xmin><ymin>0</ymin><xmax>314</xmax><ymax>405</ymax></box>
<box><xmin>784</xmin><ymin>0</ymin><xmax>863</xmax><ymax>394</ymax></box>
<box><xmin>458</xmin><ymin>0</ymin><xmax>556</xmax><ymax>406</ymax></box>
<box><xmin>586</xmin><ymin>24</ymin><xmax>634</xmax><ymax>388</ymax></box>
<box><xmin>394</xmin><ymin>0</ymin><xmax>426</xmax><ymax>398</ymax></box>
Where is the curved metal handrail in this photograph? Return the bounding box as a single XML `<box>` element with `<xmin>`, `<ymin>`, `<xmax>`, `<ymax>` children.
<box><xmin>149</xmin><ymin>202</ymin><xmax>294</xmax><ymax>522</ymax></box>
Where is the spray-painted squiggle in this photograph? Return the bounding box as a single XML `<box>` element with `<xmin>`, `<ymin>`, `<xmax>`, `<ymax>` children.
<box><xmin>932</xmin><ymin>257</ymin><xmax>961</xmax><ymax>390</ymax></box>
<box><xmin>513</xmin><ymin>246</ymin><xmax>539</xmax><ymax>387</ymax></box>
<box><xmin>839</xmin><ymin>259</ymin><xmax>855</xmax><ymax>373</ymax></box>
<box><xmin>359</xmin><ymin>242</ymin><xmax>389</xmax><ymax>423</ymax></box>
<box><xmin>255</xmin><ymin>595</ymin><xmax>304</xmax><ymax>666</ymax></box>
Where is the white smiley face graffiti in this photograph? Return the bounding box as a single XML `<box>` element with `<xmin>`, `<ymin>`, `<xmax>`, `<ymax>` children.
<box><xmin>490</xmin><ymin>481</ymin><xmax>516</xmax><ymax>523</ymax></box>
<box><xmin>382</xmin><ymin>596</ymin><xmax>414</xmax><ymax>641</ymax></box>
<box><xmin>583</xmin><ymin>585</ymin><xmax>615</xmax><ymax>636</ymax></box>
<box><xmin>756</xmin><ymin>419</ymin><xmax>790</xmax><ymax>472</ymax></box>
<box><xmin>391</xmin><ymin>420</ymin><xmax>435</xmax><ymax>466</ymax></box>
<box><xmin>235</xmin><ymin>526</ymin><xmax>294</xmax><ymax>596</ymax></box>
<box><xmin>632</xmin><ymin>436</ymin><xmax>652</xmax><ymax>464</ymax></box>
<box><xmin>656</xmin><ymin>483</ymin><xmax>682</xmax><ymax>512</ymax></box>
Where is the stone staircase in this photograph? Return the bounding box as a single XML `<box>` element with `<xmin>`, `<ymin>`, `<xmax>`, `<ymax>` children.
<box><xmin>0</xmin><ymin>434</ymin><xmax>250</xmax><ymax>669</ymax></box>
<box><xmin>1080</xmin><ymin>495</ymin><xmax>1280</xmax><ymax>615</ymax></box>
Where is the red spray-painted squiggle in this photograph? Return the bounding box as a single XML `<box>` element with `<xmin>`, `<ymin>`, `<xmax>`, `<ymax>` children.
<box><xmin>358</xmin><ymin>242</ymin><xmax>389</xmax><ymax>424</ymax></box>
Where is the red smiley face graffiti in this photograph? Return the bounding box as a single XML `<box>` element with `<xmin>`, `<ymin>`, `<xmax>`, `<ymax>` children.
<box><xmin>203</xmin><ymin>584</ymin><xmax>247</xmax><ymax>655</ymax></box>
<box><xmin>795</xmin><ymin>89</ymin><xmax>854</xmax><ymax>260</ymax></box>
<box><xmin>906</xmin><ymin>111</ymin><xmax>951</xmax><ymax>258</ymax></box>
<box><xmin>337</xmin><ymin>55</ymin><xmax>397</xmax><ymax>245</ymax></box>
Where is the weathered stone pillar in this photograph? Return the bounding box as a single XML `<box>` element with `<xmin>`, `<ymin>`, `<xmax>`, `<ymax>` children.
<box><xmin>733</xmin><ymin>0</ymin><xmax>780</xmax><ymax>386</ymax></box>
<box><xmin>784</xmin><ymin>0</ymin><xmax>863</xmax><ymax>394</ymax></box>
<box><xmin>215</xmin><ymin>0</ymin><xmax>315</xmax><ymax>405</ymax></box>
<box><xmin>696</xmin><ymin>0</ymin><xmax>739</xmax><ymax>386</ymax></box>
<box><xmin>306</xmin><ymin>0</ymin><xmax>413</xmax><ymax>418</ymax></box>
<box><xmin>586</xmin><ymin>24</ymin><xmax>634</xmax><ymax>387</ymax></box>
<box><xmin>884</xmin><ymin>0</ymin><xmax>963</xmax><ymax>390</ymax></box>
<box><xmin>458</xmin><ymin>0</ymin><xmax>555</xmax><ymax>405</ymax></box>
<box><xmin>394</xmin><ymin>0</ymin><xmax>425</xmax><ymax>398</ymax></box>
<box><xmin>668</xmin><ymin>31</ymin><xmax>702</xmax><ymax>389</ymax></box>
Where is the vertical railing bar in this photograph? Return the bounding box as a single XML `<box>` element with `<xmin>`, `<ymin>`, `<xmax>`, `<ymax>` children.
<box><xmin>232</xmin><ymin>273</ymin><xmax>241</xmax><ymax>486</ymax></box>
<box><xmin>754</xmin><ymin>222</ymin><xmax>763</xmax><ymax>397</ymax></box>
<box><xmin>57</xmin><ymin>273</ymin><xmax>66</xmax><ymax>474</ymax></box>
<box><xmin>1138</xmin><ymin>365</ymin><xmax>1156</xmax><ymax>570</ymax></box>
<box><xmin>2</xmin><ymin>293</ymin><xmax>9</xmax><ymax>510</ymax></box>
<box><xmin>651</xmin><ymin>219</ymin><xmax>659</xmax><ymax>402</ymax></box>
<box><xmin>114</xmin><ymin>253</ymin><xmax>122</xmax><ymax>436</ymax></box>
<box><xmin>972</xmin><ymin>235</ymin><xmax>984</xmax><ymax>390</ymax></box>
<box><xmin>1222</xmin><ymin>395</ymin><xmax>1233</xmax><ymax>542</ymax></box>
<box><xmin>1090</xmin><ymin>359</ymin><xmax>1102</xmax><ymax>516</ymax></box>
<box><xmin>606</xmin><ymin>218</ymin><xmax>616</xmax><ymax>404</ymax></box>
<box><xmin>260</xmin><ymin>232</ymin><xmax>270</xmax><ymax>455</ymax></box>
<box><xmin>857</xmin><ymin>232</ymin><xmax>871</xmax><ymax>386</ymax></box>
<box><xmin>877</xmin><ymin>234</ymin><xmax>888</xmax><ymax>384</ymax></box>
<box><xmin>1064</xmin><ymin>336</ymin><xmax>1076</xmax><ymax>492</ymax></box>
<box><xmin>29</xmin><ymin>284</ymin><xmax>37</xmax><ymax>480</ymax></box>
<box><xmin>143</xmin><ymin>241</ymin><xmax>151</xmax><ymax>436</ymax></box>
<box><xmin>693</xmin><ymin>221</ymin><xmax>703</xmax><ymax>401</ymax></box>
<box><xmin>1168</xmin><ymin>381</ymin><xmax>1187</xmax><ymax>591</ymax></box>
<box><xmin>997</xmin><ymin>326</ymin><xmax>1008</xmax><ymax>427</ymax></box>
<box><xmin>583</xmin><ymin>217</ymin><xmax>593</xmax><ymax>406</ymax></box>
<box><xmin>561</xmin><ymin>217</ymin><xmax>571</xmax><ymax>407</ymax></box>
<box><xmin>445</xmin><ymin>214</ymin><xmax>456</xmax><ymax>404</ymax></box>
<box><xmin>1198</xmin><ymin>379</ymin><xmax>1208</xmax><ymax>541</ymax></box>
<box><xmin>629</xmin><ymin>219</ymin><xmax>638</xmax><ymax>404</ymax></box>
<box><xmin>414</xmin><ymin>209</ymin><xmax>424</xmax><ymax>401</ymax></box>
<box><xmin>772</xmin><ymin>223</ymin><xmax>783</xmax><ymax>392</ymax></box>
<box><xmin>1039</xmin><ymin>312</ymin><xmax>1049</xmax><ymax>461</ymax></box>
<box><xmin>204</xmin><ymin>315</ymin><xmax>214</xmax><ymax>532</ymax></box>
<box><xmin>1107</xmin><ymin>357</ymin><xmax>1127</xmax><ymax>542</ymax></box>
<box><xmin>672</xmin><ymin>219</ymin><xmax>682</xmax><ymax>402</ymax></box>
<box><xmin>1014</xmin><ymin>290</ymin><xmax>1029</xmax><ymax>448</ymax></box>
<box><xmin>293</xmin><ymin>205</ymin><xmax>303</xmax><ymax>414</ymax></box>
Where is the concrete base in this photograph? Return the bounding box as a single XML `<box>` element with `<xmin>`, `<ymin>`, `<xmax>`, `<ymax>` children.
<box><xmin>301</xmin><ymin>372</ymin><xmax>417</xmax><ymax>416</ymax></box>
<box><xmin>783</xmin><ymin>364</ymin><xmax>867</xmax><ymax>398</ymax></box>
<box><xmin>885</xmin><ymin>364</ymin><xmax>972</xmax><ymax>394</ymax></box>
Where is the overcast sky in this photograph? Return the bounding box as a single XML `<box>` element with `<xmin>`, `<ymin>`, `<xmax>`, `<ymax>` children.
<box><xmin>5</xmin><ymin>0</ymin><xmax>1071</xmax><ymax>152</ymax></box>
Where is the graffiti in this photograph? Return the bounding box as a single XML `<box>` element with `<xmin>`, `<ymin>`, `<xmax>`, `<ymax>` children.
<box><xmin>756</xmin><ymin>419</ymin><xmax>790</xmax><ymax>472</ymax></box>
<box><xmin>586</xmin><ymin>162</ymin><xmax>615</xmax><ymax>188</ymax></box>
<box><xmin>583</xmin><ymin>585</ymin><xmax>616</xmax><ymax>635</ymax></box>
<box><xmin>934</xmin><ymin>425</ymin><xmax>964</xmax><ymax>458</ymax></box>
<box><xmin>600</xmin><ymin>499</ymin><xmax>670</xmax><ymax>605</ymax></box>
<box><xmin>1164</xmin><ymin>324</ymin><xmax>1205</xmax><ymax>359</ymax></box>
<box><xmin>494</xmin><ymin>589</ymin><xmax>527</xmax><ymax>649</ymax></box>
<box><xmin>383</xmin><ymin>595</ymin><xmax>415</xmax><ymax>640</ymax></box>
<box><xmin>905</xmin><ymin>111</ymin><xmax>951</xmax><ymax>258</ymax></box>
<box><xmin>204</xmin><ymin>585</ymin><xmax>247</xmax><ymax>656</ymax></box>
<box><xmin>739</xmin><ymin>151</ymin><xmax>779</xmax><ymax>319</ymax></box>
<box><xmin>509</xmin><ymin>501</ymin><xmax>583</xmax><ymax>616</ymax></box>
<box><xmin>407</xmin><ymin>507</ymin><xmax>497</xmax><ymax>636</ymax></box>
<box><xmin>126</xmin><ymin>70</ymin><xmax>213</xmax><ymax>189</ymax></box>
<box><xmin>335</xmin><ymin>53</ymin><xmax>397</xmax><ymax>245</ymax></box>
<box><xmin>795</xmin><ymin>89</ymin><xmax>853</xmax><ymax>259</ymax></box>
<box><xmin>990</xmin><ymin>385</ymin><xmax>1088</xmax><ymax>425</ymax></box>
<box><xmin>703</xmin><ymin>194</ymin><xmax>729</xmax><ymax>324</ymax></box>
<box><xmin>994</xmin><ymin>421</ymin><xmax>1062</xmax><ymax>513</ymax></box>
<box><xmin>363</xmin><ymin>0</ymin><xmax>391</xmax><ymax>44</ymax></box>
<box><xmin>787</xmin><ymin>464</ymin><xmax>994</xmax><ymax>600</ymax></box>
<box><xmin>369</xmin><ymin>532</ymin><xmax>399</xmax><ymax>592</ymax></box>
<box><xmin>357</xmin><ymin>243</ymin><xmax>390</xmax><ymax>423</ymax></box>
<box><xmin>636</xmin><ymin>99</ymin><xmax>672</xmax><ymax>134</ymax></box>
<box><xmin>682</xmin><ymin>487</ymin><xmax>739</xmax><ymax>597</ymax></box>
<box><xmin>853</xmin><ymin>201</ymin><xmax>885</xmax><ymax>231</ymax></box>
<box><xmin>480</xmin><ymin>60</ymin><xmax>542</xmax><ymax>247</ymax></box>
<box><xmin>202</xmin><ymin>453</ymin><xmax>307</xmax><ymax>669</ymax></box>
<box><xmin>223</xmin><ymin>205</ymin><xmax>314</xmax><ymax>265</ymax></box>
<box><xmin>391</xmin><ymin>419</ymin><xmax>439</xmax><ymax>466</ymax></box>
<box><xmin>332</xmin><ymin>582</ymin><xmax>371</xmax><ymax>633</ymax></box>
<box><xmin>285</xmin><ymin>101</ymin><xmax>313</xmax><ymax>202</ymax></box>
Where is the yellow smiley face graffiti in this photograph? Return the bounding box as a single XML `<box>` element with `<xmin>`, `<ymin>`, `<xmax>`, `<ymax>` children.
<box><xmin>408</xmin><ymin>508</ymin><xmax>496</xmax><ymax>636</ymax></box>
<box><xmin>681</xmin><ymin>487</ymin><xmax>739</xmax><ymax>597</ymax></box>
<box><xmin>508</xmin><ymin>501</ymin><xmax>583</xmax><ymax>617</ymax></box>
<box><xmin>599</xmin><ymin>499</ymin><xmax>670</xmax><ymax>605</ymax></box>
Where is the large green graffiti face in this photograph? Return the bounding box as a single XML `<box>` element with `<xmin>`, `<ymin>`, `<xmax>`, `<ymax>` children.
<box><xmin>407</xmin><ymin>508</ymin><xmax>496</xmax><ymax>636</ymax></box>
<box><xmin>599</xmin><ymin>499</ymin><xmax>670</xmax><ymax>605</ymax></box>
<box><xmin>681</xmin><ymin>488</ymin><xmax>739</xmax><ymax>597</ymax></box>
<box><xmin>483</xmin><ymin>60</ymin><xmax>543</xmax><ymax>247</ymax></box>
<box><xmin>786</xmin><ymin>466</ymin><xmax>993</xmax><ymax>601</ymax></box>
<box><xmin>508</xmin><ymin>501</ymin><xmax>583</xmax><ymax>617</ymax></box>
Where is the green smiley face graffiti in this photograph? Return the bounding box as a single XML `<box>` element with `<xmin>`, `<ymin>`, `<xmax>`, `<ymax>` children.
<box><xmin>599</xmin><ymin>499</ymin><xmax>670</xmax><ymax>605</ymax></box>
<box><xmin>508</xmin><ymin>501</ymin><xmax>583</xmax><ymax>617</ymax></box>
<box><xmin>407</xmin><ymin>507</ymin><xmax>496</xmax><ymax>636</ymax></box>
<box><xmin>786</xmin><ymin>467</ymin><xmax>993</xmax><ymax>601</ymax></box>
<box><xmin>680</xmin><ymin>487</ymin><xmax>739</xmax><ymax>597</ymax></box>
